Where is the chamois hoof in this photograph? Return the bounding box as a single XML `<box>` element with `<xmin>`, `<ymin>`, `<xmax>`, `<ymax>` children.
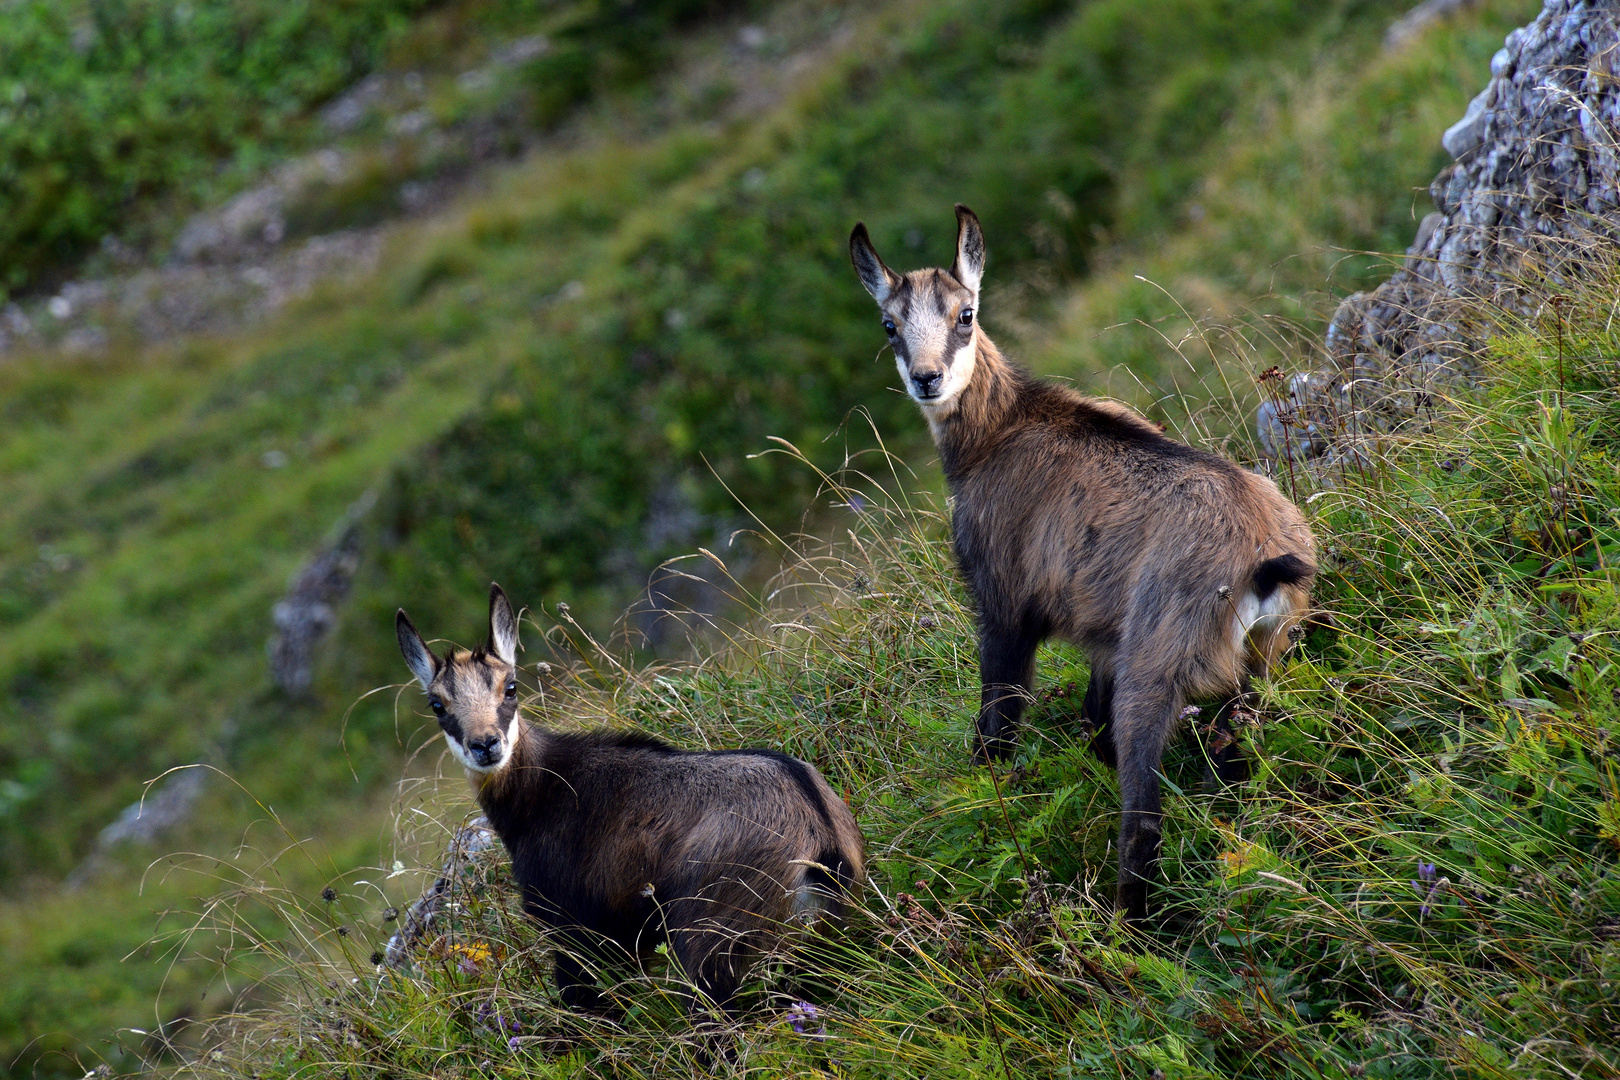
<box><xmin>972</xmin><ymin>727</ymin><xmax>1017</xmax><ymax>764</ymax></box>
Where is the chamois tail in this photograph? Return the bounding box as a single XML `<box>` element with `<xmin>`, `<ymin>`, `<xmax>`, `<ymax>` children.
<box><xmin>792</xmin><ymin>848</ymin><xmax>855</xmax><ymax>926</ymax></box>
<box><xmin>1251</xmin><ymin>552</ymin><xmax>1313</xmax><ymax>600</ymax></box>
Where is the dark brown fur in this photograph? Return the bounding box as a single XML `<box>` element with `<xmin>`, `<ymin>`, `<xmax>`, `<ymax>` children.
<box><xmin>397</xmin><ymin>585</ymin><xmax>866</xmax><ymax>1014</ymax></box>
<box><xmin>851</xmin><ymin>206</ymin><xmax>1316</xmax><ymax>922</ymax></box>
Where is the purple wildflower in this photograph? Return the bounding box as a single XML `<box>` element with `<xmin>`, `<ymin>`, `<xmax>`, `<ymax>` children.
<box><xmin>1411</xmin><ymin>861</ymin><xmax>1446</xmax><ymax>918</ymax></box>
<box><xmin>499</xmin><ymin>1015</ymin><xmax>521</xmax><ymax>1033</ymax></box>
<box><xmin>847</xmin><ymin>493</ymin><xmax>866</xmax><ymax>513</ymax></box>
<box><xmin>1179</xmin><ymin>705</ymin><xmax>1202</xmax><ymax>721</ymax></box>
<box><xmin>787</xmin><ymin>1000</ymin><xmax>826</xmax><ymax>1038</ymax></box>
<box><xmin>507</xmin><ymin>1036</ymin><xmax>521</xmax><ymax>1052</ymax></box>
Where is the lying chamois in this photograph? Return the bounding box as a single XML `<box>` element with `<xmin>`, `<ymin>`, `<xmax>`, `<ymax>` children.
<box><xmin>850</xmin><ymin>206</ymin><xmax>1316</xmax><ymax>922</ymax></box>
<box><xmin>396</xmin><ymin>584</ymin><xmax>865</xmax><ymax>1014</ymax></box>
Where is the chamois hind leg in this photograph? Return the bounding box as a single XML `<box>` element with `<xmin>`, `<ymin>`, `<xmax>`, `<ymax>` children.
<box><xmin>666</xmin><ymin>907</ymin><xmax>751</xmax><ymax>1022</ymax></box>
<box><xmin>1195</xmin><ymin>681</ymin><xmax>1251</xmax><ymax>789</ymax></box>
<box><xmin>974</xmin><ymin>618</ymin><xmax>1043</xmax><ymax>763</ymax></box>
<box><xmin>1082</xmin><ymin>668</ymin><xmax>1117</xmax><ymax>768</ymax></box>
<box><xmin>1110</xmin><ymin>672</ymin><xmax>1182</xmax><ymax>924</ymax></box>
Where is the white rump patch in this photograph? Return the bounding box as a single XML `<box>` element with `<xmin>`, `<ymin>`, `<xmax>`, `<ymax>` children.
<box><xmin>787</xmin><ymin>859</ymin><xmax>837</xmax><ymax>926</ymax></box>
<box><xmin>1230</xmin><ymin>589</ymin><xmax>1294</xmax><ymax>656</ymax></box>
<box><xmin>792</xmin><ymin>883</ymin><xmax>828</xmax><ymax>924</ymax></box>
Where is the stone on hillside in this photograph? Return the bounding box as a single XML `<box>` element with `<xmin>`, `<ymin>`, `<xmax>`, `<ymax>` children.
<box><xmin>267</xmin><ymin>491</ymin><xmax>375</xmax><ymax>696</ymax></box>
<box><xmin>1261</xmin><ymin>0</ymin><xmax>1620</xmax><ymax>464</ymax></box>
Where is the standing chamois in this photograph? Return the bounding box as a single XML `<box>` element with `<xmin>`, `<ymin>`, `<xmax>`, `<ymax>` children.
<box><xmin>849</xmin><ymin>206</ymin><xmax>1316</xmax><ymax>922</ymax></box>
<box><xmin>396</xmin><ymin>584</ymin><xmax>865</xmax><ymax>1015</ymax></box>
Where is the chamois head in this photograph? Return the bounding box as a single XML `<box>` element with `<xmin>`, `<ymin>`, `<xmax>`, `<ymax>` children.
<box><xmin>850</xmin><ymin>204</ymin><xmax>985</xmax><ymax>413</ymax></box>
<box><xmin>396</xmin><ymin>583</ymin><xmax>521</xmax><ymax>773</ymax></box>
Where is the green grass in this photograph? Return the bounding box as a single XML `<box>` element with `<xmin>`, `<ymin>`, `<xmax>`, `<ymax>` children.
<box><xmin>1028</xmin><ymin>0</ymin><xmax>1535</xmax><ymax>401</ymax></box>
<box><xmin>0</xmin><ymin>0</ymin><xmax>1553</xmax><ymax>1073</ymax></box>
<box><xmin>0</xmin><ymin>0</ymin><xmax>427</xmax><ymax>289</ymax></box>
<box><xmin>178</xmin><ymin>261</ymin><xmax>1620</xmax><ymax>1077</ymax></box>
<box><xmin>0</xmin><ymin>0</ymin><xmax>762</xmax><ymax>292</ymax></box>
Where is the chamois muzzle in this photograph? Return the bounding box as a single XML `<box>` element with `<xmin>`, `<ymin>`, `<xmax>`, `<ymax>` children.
<box><xmin>911</xmin><ymin>370</ymin><xmax>944</xmax><ymax>399</ymax></box>
<box><xmin>465</xmin><ymin>733</ymin><xmax>504</xmax><ymax>768</ymax></box>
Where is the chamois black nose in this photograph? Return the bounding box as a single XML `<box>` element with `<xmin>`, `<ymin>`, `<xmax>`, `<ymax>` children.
<box><xmin>911</xmin><ymin>370</ymin><xmax>944</xmax><ymax>398</ymax></box>
<box><xmin>466</xmin><ymin>734</ymin><xmax>502</xmax><ymax>765</ymax></box>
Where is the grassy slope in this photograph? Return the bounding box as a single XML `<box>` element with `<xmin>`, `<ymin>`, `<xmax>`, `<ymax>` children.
<box><xmin>1027</xmin><ymin>0</ymin><xmax>1534</xmax><ymax>411</ymax></box>
<box><xmin>0</xmin><ymin>0</ymin><xmax>758</xmax><ymax>292</ymax></box>
<box><xmin>0</xmin><ymin>0</ymin><xmax>429</xmax><ymax>291</ymax></box>
<box><xmin>0</xmin><ymin>0</ymin><xmax>1544</xmax><ymax>1073</ymax></box>
<box><xmin>193</xmin><ymin>267</ymin><xmax>1620</xmax><ymax>1079</ymax></box>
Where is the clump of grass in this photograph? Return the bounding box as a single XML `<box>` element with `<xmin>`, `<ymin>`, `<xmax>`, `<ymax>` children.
<box><xmin>167</xmin><ymin>247</ymin><xmax>1620</xmax><ymax>1077</ymax></box>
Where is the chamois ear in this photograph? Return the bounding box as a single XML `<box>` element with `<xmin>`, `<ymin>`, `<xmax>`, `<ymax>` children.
<box><xmin>396</xmin><ymin>609</ymin><xmax>440</xmax><ymax>690</ymax></box>
<box><xmin>849</xmin><ymin>222</ymin><xmax>900</xmax><ymax>304</ymax></box>
<box><xmin>951</xmin><ymin>204</ymin><xmax>985</xmax><ymax>297</ymax></box>
<box><xmin>487</xmin><ymin>583</ymin><xmax>519</xmax><ymax>666</ymax></box>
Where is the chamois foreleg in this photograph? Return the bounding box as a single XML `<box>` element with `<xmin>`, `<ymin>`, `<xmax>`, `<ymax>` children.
<box><xmin>1081</xmin><ymin>668</ymin><xmax>1116</xmax><ymax>767</ymax></box>
<box><xmin>1111</xmin><ymin>672</ymin><xmax>1181</xmax><ymax>923</ymax></box>
<box><xmin>553</xmin><ymin>933</ymin><xmax>608</xmax><ymax>1012</ymax></box>
<box><xmin>974</xmin><ymin>618</ymin><xmax>1042</xmax><ymax>763</ymax></box>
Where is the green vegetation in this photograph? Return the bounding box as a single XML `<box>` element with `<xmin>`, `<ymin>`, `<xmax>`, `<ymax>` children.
<box><xmin>188</xmin><ymin>274</ymin><xmax>1620</xmax><ymax>1077</ymax></box>
<box><xmin>0</xmin><ymin>0</ymin><xmax>1554</xmax><ymax>1073</ymax></box>
<box><xmin>0</xmin><ymin>0</ymin><xmax>426</xmax><ymax>288</ymax></box>
<box><xmin>0</xmin><ymin>0</ymin><xmax>760</xmax><ymax>291</ymax></box>
<box><xmin>1030</xmin><ymin>2</ymin><xmax>1522</xmax><ymax>394</ymax></box>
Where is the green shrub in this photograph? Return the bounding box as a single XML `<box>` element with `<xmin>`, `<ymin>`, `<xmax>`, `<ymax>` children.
<box><xmin>0</xmin><ymin>0</ymin><xmax>436</xmax><ymax>289</ymax></box>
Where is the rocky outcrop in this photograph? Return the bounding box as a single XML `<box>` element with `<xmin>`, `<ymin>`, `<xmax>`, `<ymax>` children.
<box><xmin>64</xmin><ymin>767</ymin><xmax>212</xmax><ymax>888</ymax></box>
<box><xmin>1260</xmin><ymin>0</ymin><xmax>1620</xmax><ymax>464</ymax></box>
<box><xmin>267</xmin><ymin>491</ymin><xmax>375</xmax><ymax>696</ymax></box>
<box><xmin>383</xmin><ymin>818</ymin><xmax>501</xmax><ymax>970</ymax></box>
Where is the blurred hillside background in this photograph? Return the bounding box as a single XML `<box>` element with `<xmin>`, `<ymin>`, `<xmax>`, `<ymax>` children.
<box><xmin>0</xmin><ymin>0</ymin><xmax>1535</xmax><ymax>1074</ymax></box>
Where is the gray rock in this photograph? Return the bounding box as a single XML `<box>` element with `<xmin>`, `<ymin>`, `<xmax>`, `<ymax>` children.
<box><xmin>1443</xmin><ymin>87</ymin><xmax>1493</xmax><ymax>158</ymax></box>
<box><xmin>267</xmin><ymin>491</ymin><xmax>376</xmax><ymax>695</ymax></box>
<box><xmin>1261</xmin><ymin>0</ymin><xmax>1620</xmax><ymax>467</ymax></box>
<box><xmin>65</xmin><ymin>766</ymin><xmax>212</xmax><ymax>888</ymax></box>
<box><xmin>384</xmin><ymin>818</ymin><xmax>501</xmax><ymax>970</ymax></box>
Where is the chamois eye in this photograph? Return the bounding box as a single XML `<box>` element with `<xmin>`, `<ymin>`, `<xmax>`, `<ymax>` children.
<box><xmin>505</xmin><ymin>680</ymin><xmax>517</xmax><ymax>700</ymax></box>
<box><xmin>959</xmin><ymin>307</ymin><xmax>973</xmax><ymax>326</ymax></box>
<box><xmin>430</xmin><ymin>699</ymin><xmax>446</xmax><ymax>717</ymax></box>
<box><xmin>882</xmin><ymin>319</ymin><xmax>897</xmax><ymax>336</ymax></box>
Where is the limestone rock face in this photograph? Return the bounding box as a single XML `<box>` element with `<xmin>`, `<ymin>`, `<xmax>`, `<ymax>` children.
<box><xmin>1261</xmin><ymin>0</ymin><xmax>1620</xmax><ymax>464</ymax></box>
